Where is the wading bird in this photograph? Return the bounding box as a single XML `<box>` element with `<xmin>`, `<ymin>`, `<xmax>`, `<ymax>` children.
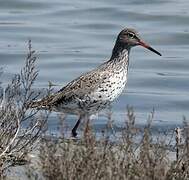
<box><xmin>29</xmin><ymin>28</ymin><xmax>161</xmax><ymax>137</ymax></box>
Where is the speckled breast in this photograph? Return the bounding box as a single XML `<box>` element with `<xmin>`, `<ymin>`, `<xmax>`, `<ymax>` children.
<box><xmin>90</xmin><ymin>69</ymin><xmax>128</xmax><ymax>103</ymax></box>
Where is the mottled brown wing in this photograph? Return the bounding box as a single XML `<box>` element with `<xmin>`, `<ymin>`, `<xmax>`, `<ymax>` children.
<box><xmin>49</xmin><ymin>68</ymin><xmax>108</xmax><ymax>105</ymax></box>
<box><xmin>29</xmin><ymin>62</ymin><xmax>111</xmax><ymax>108</ymax></box>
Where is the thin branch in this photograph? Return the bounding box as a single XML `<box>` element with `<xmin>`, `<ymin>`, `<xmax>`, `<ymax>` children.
<box><xmin>0</xmin><ymin>112</ymin><xmax>20</xmax><ymax>158</ymax></box>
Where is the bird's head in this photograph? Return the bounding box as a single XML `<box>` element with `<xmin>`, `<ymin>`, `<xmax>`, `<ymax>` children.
<box><xmin>117</xmin><ymin>28</ymin><xmax>161</xmax><ymax>56</ymax></box>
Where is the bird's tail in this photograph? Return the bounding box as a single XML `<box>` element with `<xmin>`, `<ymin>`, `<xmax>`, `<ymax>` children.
<box><xmin>27</xmin><ymin>95</ymin><xmax>54</xmax><ymax>109</ymax></box>
<box><xmin>27</xmin><ymin>99</ymin><xmax>45</xmax><ymax>108</ymax></box>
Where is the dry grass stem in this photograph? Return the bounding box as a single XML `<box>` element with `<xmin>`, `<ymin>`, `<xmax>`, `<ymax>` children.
<box><xmin>0</xmin><ymin>40</ymin><xmax>47</xmax><ymax>177</ymax></box>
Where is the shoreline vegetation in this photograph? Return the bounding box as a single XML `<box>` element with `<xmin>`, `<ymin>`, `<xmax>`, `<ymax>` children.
<box><xmin>0</xmin><ymin>41</ymin><xmax>189</xmax><ymax>179</ymax></box>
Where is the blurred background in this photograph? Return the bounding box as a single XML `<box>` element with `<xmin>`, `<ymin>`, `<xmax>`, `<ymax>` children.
<box><xmin>0</xmin><ymin>0</ymin><xmax>188</xmax><ymax>133</ymax></box>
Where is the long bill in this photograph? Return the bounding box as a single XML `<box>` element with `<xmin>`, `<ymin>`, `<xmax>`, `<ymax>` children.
<box><xmin>139</xmin><ymin>41</ymin><xmax>162</xmax><ymax>56</ymax></box>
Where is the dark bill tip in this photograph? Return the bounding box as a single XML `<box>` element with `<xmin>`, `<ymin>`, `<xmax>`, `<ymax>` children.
<box><xmin>139</xmin><ymin>41</ymin><xmax>162</xmax><ymax>56</ymax></box>
<box><xmin>147</xmin><ymin>46</ymin><xmax>162</xmax><ymax>56</ymax></box>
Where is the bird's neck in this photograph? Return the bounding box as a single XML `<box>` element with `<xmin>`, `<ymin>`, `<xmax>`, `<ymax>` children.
<box><xmin>100</xmin><ymin>41</ymin><xmax>130</xmax><ymax>71</ymax></box>
<box><xmin>110</xmin><ymin>41</ymin><xmax>130</xmax><ymax>63</ymax></box>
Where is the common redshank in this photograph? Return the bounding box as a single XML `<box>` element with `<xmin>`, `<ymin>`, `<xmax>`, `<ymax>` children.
<box><xmin>29</xmin><ymin>28</ymin><xmax>161</xmax><ymax>137</ymax></box>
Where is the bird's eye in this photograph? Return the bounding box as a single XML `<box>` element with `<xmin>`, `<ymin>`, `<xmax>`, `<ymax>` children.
<box><xmin>127</xmin><ymin>32</ymin><xmax>135</xmax><ymax>39</ymax></box>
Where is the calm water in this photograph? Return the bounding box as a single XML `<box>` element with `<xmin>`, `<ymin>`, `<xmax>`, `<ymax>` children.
<box><xmin>0</xmin><ymin>0</ymin><xmax>189</xmax><ymax>132</ymax></box>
